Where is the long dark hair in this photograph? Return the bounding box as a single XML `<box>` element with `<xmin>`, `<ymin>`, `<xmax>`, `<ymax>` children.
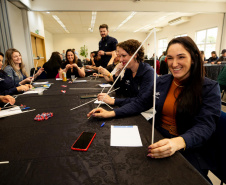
<box><xmin>66</xmin><ymin>49</ymin><xmax>79</xmax><ymax>64</ymax></box>
<box><xmin>47</xmin><ymin>52</ymin><xmax>61</xmax><ymax>70</ymax></box>
<box><xmin>166</xmin><ymin>36</ymin><xmax>205</xmax><ymax>134</ymax></box>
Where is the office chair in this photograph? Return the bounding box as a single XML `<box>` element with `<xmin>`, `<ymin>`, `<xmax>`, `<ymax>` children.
<box><xmin>30</xmin><ymin>67</ymin><xmax>47</xmax><ymax>79</ymax></box>
<box><xmin>211</xmin><ymin>110</ymin><xmax>226</xmax><ymax>185</ymax></box>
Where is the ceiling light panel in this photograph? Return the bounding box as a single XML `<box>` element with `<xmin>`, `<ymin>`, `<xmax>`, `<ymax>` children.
<box><xmin>52</xmin><ymin>15</ymin><xmax>70</xmax><ymax>33</ymax></box>
<box><xmin>88</xmin><ymin>11</ymin><xmax>97</xmax><ymax>32</ymax></box>
<box><xmin>114</xmin><ymin>12</ymin><xmax>136</xmax><ymax>32</ymax></box>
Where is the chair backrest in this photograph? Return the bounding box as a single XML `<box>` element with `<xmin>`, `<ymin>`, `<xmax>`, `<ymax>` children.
<box><xmin>30</xmin><ymin>67</ymin><xmax>47</xmax><ymax>79</ymax></box>
<box><xmin>211</xmin><ymin>111</ymin><xmax>226</xmax><ymax>183</ymax></box>
<box><xmin>144</xmin><ymin>59</ymin><xmax>154</xmax><ymax>67</ymax></box>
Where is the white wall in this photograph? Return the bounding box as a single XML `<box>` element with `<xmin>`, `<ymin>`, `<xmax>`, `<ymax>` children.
<box><xmin>147</xmin><ymin>13</ymin><xmax>224</xmax><ymax>58</ymax></box>
<box><xmin>7</xmin><ymin>2</ymin><xmax>31</xmax><ymax>73</ymax></box>
<box><xmin>44</xmin><ymin>30</ymin><xmax>54</xmax><ymax>60</ymax></box>
<box><xmin>53</xmin><ymin>32</ymin><xmax>146</xmax><ymax>59</ymax></box>
<box><xmin>28</xmin><ymin>11</ymin><xmax>45</xmax><ymax>37</ymax></box>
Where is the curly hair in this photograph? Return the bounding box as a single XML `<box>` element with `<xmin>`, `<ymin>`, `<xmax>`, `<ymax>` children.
<box><xmin>117</xmin><ymin>39</ymin><xmax>144</xmax><ymax>62</ymax></box>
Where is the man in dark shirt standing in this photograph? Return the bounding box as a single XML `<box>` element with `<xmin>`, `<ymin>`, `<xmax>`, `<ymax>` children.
<box><xmin>98</xmin><ymin>24</ymin><xmax>118</xmax><ymax>68</ymax></box>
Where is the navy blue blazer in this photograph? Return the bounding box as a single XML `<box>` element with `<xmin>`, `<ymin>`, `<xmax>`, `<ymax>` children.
<box><xmin>0</xmin><ymin>71</ymin><xmax>18</xmax><ymax>95</ymax></box>
<box><xmin>114</xmin><ymin>73</ymin><xmax>221</xmax><ymax>149</ymax></box>
<box><xmin>154</xmin><ymin>75</ymin><xmax>221</xmax><ymax>150</ymax></box>
<box><xmin>113</xmin><ymin>62</ymin><xmax>155</xmax><ymax>117</ymax></box>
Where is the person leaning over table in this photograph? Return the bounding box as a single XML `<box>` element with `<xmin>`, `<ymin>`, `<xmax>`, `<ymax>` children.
<box><xmin>43</xmin><ymin>52</ymin><xmax>63</xmax><ymax>78</ymax></box>
<box><xmin>93</xmin><ymin>50</ymin><xmax>121</xmax><ymax>82</ymax></box>
<box><xmin>3</xmin><ymin>48</ymin><xmax>43</xmax><ymax>86</ymax></box>
<box><xmin>88</xmin><ymin>36</ymin><xmax>221</xmax><ymax>182</ymax></box>
<box><xmin>85</xmin><ymin>51</ymin><xmax>102</xmax><ymax>71</ymax></box>
<box><xmin>0</xmin><ymin>52</ymin><xmax>32</xmax><ymax>95</ymax></box>
<box><xmin>205</xmin><ymin>51</ymin><xmax>218</xmax><ymax>64</ymax></box>
<box><xmin>212</xmin><ymin>49</ymin><xmax>226</xmax><ymax>64</ymax></box>
<box><xmin>61</xmin><ymin>49</ymin><xmax>85</xmax><ymax>78</ymax></box>
<box><xmin>87</xmin><ymin>39</ymin><xmax>155</xmax><ymax>117</ymax></box>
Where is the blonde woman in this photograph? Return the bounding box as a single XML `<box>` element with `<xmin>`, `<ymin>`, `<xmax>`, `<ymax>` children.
<box><xmin>3</xmin><ymin>48</ymin><xmax>43</xmax><ymax>86</ymax></box>
<box><xmin>0</xmin><ymin>51</ymin><xmax>32</xmax><ymax>95</ymax></box>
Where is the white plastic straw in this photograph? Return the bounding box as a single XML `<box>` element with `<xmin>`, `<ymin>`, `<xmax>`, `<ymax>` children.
<box><xmin>30</xmin><ymin>61</ymin><xmax>39</xmax><ymax>85</ymax></box>
<box><xmin>151</xmin><ymin>28</ymin><xmax>157</xmax><ymax>144</ymax></box>
<box><xmin>70</xmin><ymin>87</ymin><xmax>120</xmax><ymax>111</ymax></box>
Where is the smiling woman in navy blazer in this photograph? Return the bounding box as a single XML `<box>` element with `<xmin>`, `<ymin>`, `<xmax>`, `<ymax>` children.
<box><xmin>87</xmin><ymin>36</ymin><xmax>221</xmax><ymax>182</ymax></box>
<box><xmin>147</xmin><ymin>37</ymin><xmax>221</xmax><ymax>182</ymax></box>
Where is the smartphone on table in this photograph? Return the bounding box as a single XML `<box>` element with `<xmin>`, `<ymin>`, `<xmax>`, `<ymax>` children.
<box><xmin>71</xmin><ymin>132</ymin><xmax>96</xmax><ymax>151</ymax></box>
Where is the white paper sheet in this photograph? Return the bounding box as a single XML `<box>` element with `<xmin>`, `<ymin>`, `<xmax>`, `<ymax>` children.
<box><xmin>0</xmin><ymin>106</ymin><xmax>22</xmax><ymax>118</ymax></box>
<box><xmin>55</xmin><ymin>78</ymin><xmax>62</xmax><ymax>80</ymax></box>
<box><xmin>99</xmin><ymin>84</ymin><xmax>111</xmax><ymax>88</ymax></box>
<box><xmin>94</xmin><ymin>97</ymin><xmax>114</xmax><ymax>104</ymax></box>
<box><xmin>32</xmin><ymin>81</ymin><xmax>49</xmax><ymax>85</ymax></box>
<box><xmin>141</xmin><ymin>108</ymin><xmax>156</xmax><ymax>121</ymax></box>
<box><xmin>110</xmin><ymin>125</ymin><xmax>142</xmax><ymax>147</ymax></box>
<box><xmin>73</xmin><ymin>80</ymin><xmax>87</xmax><ymax>83</ymax></box>
<box><xmin>23</xmin><ymin>88</ymin><xmax>45</xmax><ymax>95</ymax></box>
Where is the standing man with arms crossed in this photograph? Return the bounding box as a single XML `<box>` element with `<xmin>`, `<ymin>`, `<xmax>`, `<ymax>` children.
<box><xmin>98</xmin><ymin>24</ymin><xmax>118</xmax><ymax>68</ymax></box>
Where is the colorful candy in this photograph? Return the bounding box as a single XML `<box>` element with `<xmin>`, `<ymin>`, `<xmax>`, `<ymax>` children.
<box><xmin>34</xmin><ymin>112</ymin><xmax>53</xmax><ymax>121</ymax></box>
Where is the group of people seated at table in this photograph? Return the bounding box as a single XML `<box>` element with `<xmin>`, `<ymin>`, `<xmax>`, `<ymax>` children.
<box><xmin>202</xmin><ymin>49</ymin><xmax>226</xmax><ymax>64</ymax></box>
<box><xmin>87</xmin><ymin>36</ymin><xmax>221</xmax><ymax>183</ymax></box>
<box><xmin>0</xmin><ymin>36</ymin><xmax>222</xmax><ymax>184</ymax></box>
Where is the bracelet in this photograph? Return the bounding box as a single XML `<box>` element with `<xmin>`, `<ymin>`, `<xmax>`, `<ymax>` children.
<box><xmin>108</xmin><ymin>73</ymin><xmax>112</xmax><ymax>78</ymax></box>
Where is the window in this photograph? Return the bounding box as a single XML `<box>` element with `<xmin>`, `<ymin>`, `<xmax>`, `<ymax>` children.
<box><xmin>158</xmin><ymin>39</ymin><xmax>167</xmax><ymax>57</ymax></box>
<box><xmin>196</xmin><ymin>27</ymin><xmax>218</xmax><ymax>59</ymax></box>
<box><xmin>175</xmin><ymin>34</ymin><xmax>187</xmax><ymax>38</ymax></box>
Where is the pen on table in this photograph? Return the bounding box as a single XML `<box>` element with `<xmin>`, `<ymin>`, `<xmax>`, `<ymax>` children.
<box><xmin>22</xmin><ymin>107</ymin><xmax>30</xmax><ymax>110</ymax></box>
<box><xmin>100</xmin><ymin>122</ymin><xmax>105</xmax><ymax>127</ymax></box>
<box><xmin>4</xmin><ymin>95</ymin><xmax>19</xmax><ymax>107</ymax></box>
<box><xmin>3</xmin><ymin>102</ymin><xmax>10</xmax><ymax>108</ymax></box>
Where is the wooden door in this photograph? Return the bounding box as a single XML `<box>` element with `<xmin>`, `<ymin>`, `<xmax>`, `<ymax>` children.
<box><xmin>31</xmin><ymin>32</ymin><xmax>46</xmax><ymax>69</ymax></box>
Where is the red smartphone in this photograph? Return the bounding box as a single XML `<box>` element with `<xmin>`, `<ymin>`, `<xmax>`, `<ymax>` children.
<box><xmin>71</xmin><ymin>132</ymin><xmax>96</xmax><ymax>151</ymax></box>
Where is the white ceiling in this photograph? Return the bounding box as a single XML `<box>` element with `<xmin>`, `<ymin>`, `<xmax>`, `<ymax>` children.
<box><xmin>42</xmin><ymin>11</ymin><xmax>198</xmax><ymax>34</ymax></box>
<box><xmin>14</xmin><ymin>0</ymin><xmax>226</xmax><ymax>34</ymax></box>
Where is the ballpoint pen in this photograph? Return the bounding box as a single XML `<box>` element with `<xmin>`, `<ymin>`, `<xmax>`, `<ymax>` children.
<box><xmin>100</xmin><ymin>122</ymin><xmax>105</xmax><ymax>127</ymax></box>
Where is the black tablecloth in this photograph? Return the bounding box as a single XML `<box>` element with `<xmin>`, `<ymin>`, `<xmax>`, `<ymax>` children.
<box><xmin>204</xmin><ymin>64</ymin><xmax>225</xmax><ymax>81</ymax></box>
<box><xmin>0</xmin><ymin>78</ymin><xmax>210</xmax><ymax>185</ymax></box>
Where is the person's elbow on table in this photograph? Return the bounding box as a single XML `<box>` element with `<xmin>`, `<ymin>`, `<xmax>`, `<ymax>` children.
<box><xmin>87</xmin><ymin>108</ymin><xmax>116</xmax><ymax>118</ymax></box>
